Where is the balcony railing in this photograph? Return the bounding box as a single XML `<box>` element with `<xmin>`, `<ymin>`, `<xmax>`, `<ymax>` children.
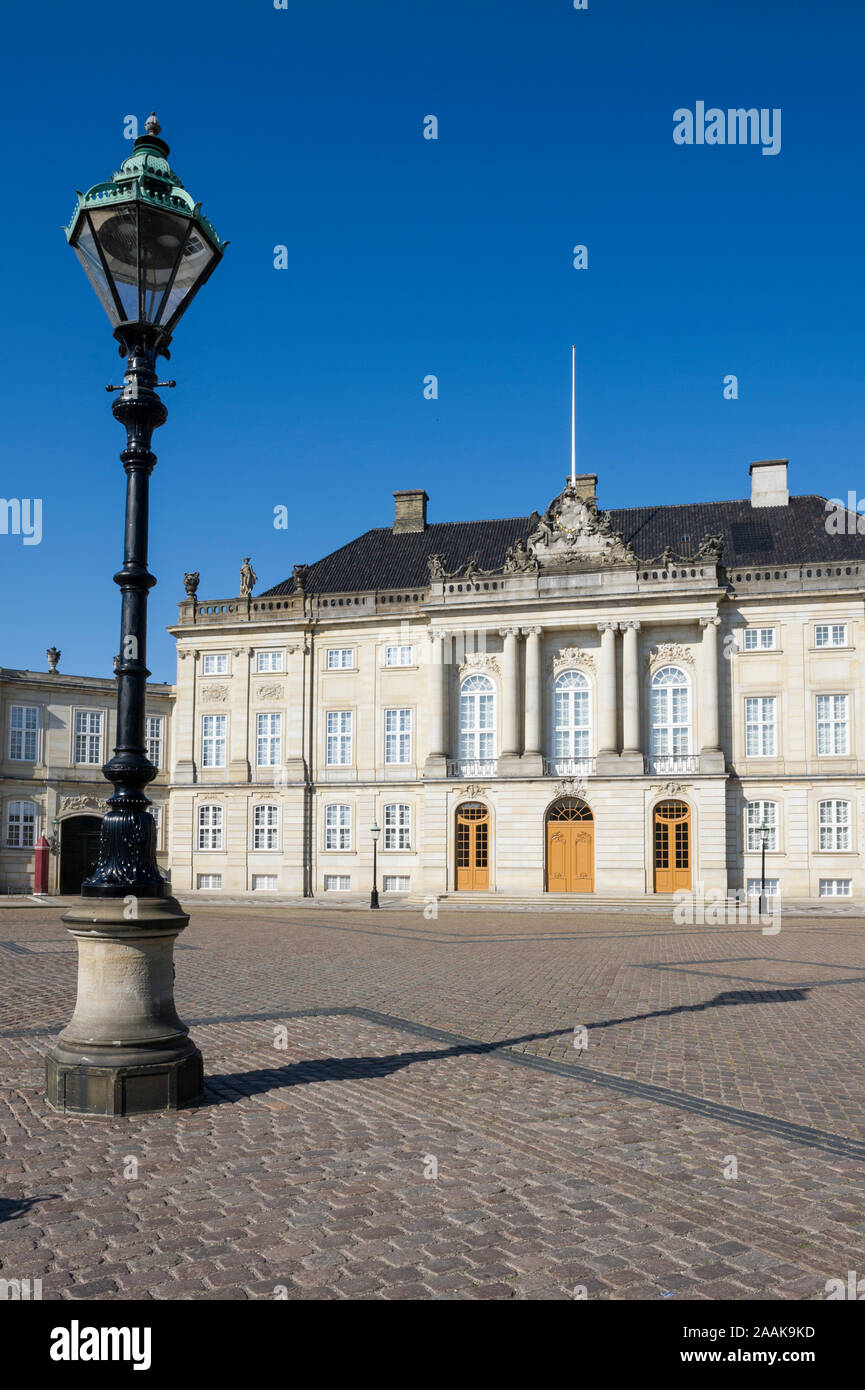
<box><xmin>543</xmin><ymin>757</ymin><xmax>596</xmax><ymax>777</ymax></box>
<box><xmin>643</xmin><ymin>754</ymin><xmax>700</xmax><ymax>775</ymax></box>
<box><xmin>447</xmin><ymin>759</ymin><xmax>498</xmax><ymax>778</ymax></box>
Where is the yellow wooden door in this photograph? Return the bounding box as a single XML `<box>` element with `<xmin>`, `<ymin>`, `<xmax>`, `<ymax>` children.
<box><xmin>547</xmin><ymin>800</ymin><xmax>594</xmax><ymax>892</ymax></box>
<box><xmin>653</xmin><ymin>802</ymin><xmax>691</xmax><ymax>892</ymax></box>
<box><xmin>455</xmin><ymin>803</ymin><xmax>490</xmax><ymax>890</ymax></box>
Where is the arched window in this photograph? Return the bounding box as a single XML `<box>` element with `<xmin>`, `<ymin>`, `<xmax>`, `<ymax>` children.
<box><xmin>650</xmin><ymin>666</ymin><xmax>691</xmax><ymax>759</ymax></box>
<box><xmin>198</xmin><ymin>804</ymin><xmax>223</xmax><ymax>851</ymax></box>
<box><xmin>253</xmin><ymin>803</ymin><xmax>279</xmax><ymax>851</ymax></box>
<box><xmin>553</xmin><ymin>670</ymin><xmax>591</xmax><ymax>763</ymax></box>
<box><xmin>459</xmin><ymin>674</ymin><xmax>496</xmax><ymax>766</ymax></box>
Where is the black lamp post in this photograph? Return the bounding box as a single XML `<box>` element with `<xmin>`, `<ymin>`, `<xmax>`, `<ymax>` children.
<box><xmin>370</xmin><ymin>820</ymin><xmax>381</xmax><ymax>909</ymax></box>
<box><xmin>759</xmin><ymin>822</ymin><xmax>769</xmax><ymax>917</ymax></box>
<box><xmin>45</xmin><ymin>115</ymin><xmax>226</xmax><ymax>1117</ymax></box>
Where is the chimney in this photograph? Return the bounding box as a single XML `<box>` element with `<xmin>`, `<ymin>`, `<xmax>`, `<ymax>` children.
<box><xmin>393</xmin><ymin>489</ymin><xmax>428</xmax><ymax>533</ymax></box>
<box><xmin>749</xmin><ymin>459</ymin><xmax>789</xmax><ymax>508</ymax></box>
<box><xmin>570</xmin><ymin>473</ymin><xmax>597</xmax><ymax>501</ymax></box>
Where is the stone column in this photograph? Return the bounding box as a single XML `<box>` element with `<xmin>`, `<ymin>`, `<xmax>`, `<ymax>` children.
<box><xmin>521</xmin><ymin>626</ymin><xmax>544</xmax><ymax>775</ymax></box>
<box><xmin>424</xmin><ymin>630</ymin><xmax>448</xmax><ymax>776</ymax></box>
<box><xmin>596</xmin><ymin>622</ymin><xmax>619</xmax><ymax>771</ymax></box>
<box><xmin>699</xmin><ymin>615</ymin><xmax>724</xmax><ymax>772</ymax></box>
<box><xmin>498</xmin><ymin>627</ymin><xmax>521</xmax><ymax>770</ymax></box>
<box><xmin>619</xmin><ymin>620</ymin><xmax>642</xmax><ymax>771</ymax></box>
<box><xmin>229</xmin><ymin>647</ymin><xmax>252</xmax><ymax>782</ymax></box>
<box><xmin>173</xmin><ymin>648</ymin><xmax>198</xmax><ymax>784</ymax></box>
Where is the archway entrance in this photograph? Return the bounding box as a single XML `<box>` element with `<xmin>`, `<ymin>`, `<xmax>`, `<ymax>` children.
<box><xmin>455</xmin><ymin>801</ymin><xmax>490</xmax><ymax>891</ymax></box>
<box><xmin>59</xmin><ymin>815</ymin><xmax>102</xmax><ymax>895</ymax></box>
<box><xmin>546</xmin><ymin>797</ymin><xmax>594</xmax><ymax>892</ymax></box>
<box><xmin>653</xmin><ymin>800</ymin><xmax>691</xmax><ymax>892</ymax></box>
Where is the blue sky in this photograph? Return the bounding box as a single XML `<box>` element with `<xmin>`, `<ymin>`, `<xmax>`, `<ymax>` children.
<box><xmin>1</xmin><ymin>0</ymin><xmax>863</xmax><ymax>682</ymax></box>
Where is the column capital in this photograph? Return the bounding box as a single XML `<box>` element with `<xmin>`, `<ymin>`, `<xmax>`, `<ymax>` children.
<box><xmin>498</xmin><ymin>627</ymin><xmax>521</xmax><ymax>639</ymax></box>
<box><xmin>699</xmin><ymin>615</ymin><xmax>721</xmax><ymax>629</ymax></box>
<box><xmin>619</xmin><ymin>620</ymin><xmax>641</xmax><ymax>632</ymax></box>
<box><xmin>520</xmin><ymin>626</ymin><xmax>543</xmax><ymax>637</ymax></box>
<box><xmin>597</xmin><ymin>621</ymin><xmax>618</xmax><ymax>633</ymax></box>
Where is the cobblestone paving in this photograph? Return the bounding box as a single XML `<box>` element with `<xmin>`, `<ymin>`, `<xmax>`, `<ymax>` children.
<box><xmin>1</xmin><ymin>904</ymin><xmax>864</xmax><ymax>1300</ymax></box>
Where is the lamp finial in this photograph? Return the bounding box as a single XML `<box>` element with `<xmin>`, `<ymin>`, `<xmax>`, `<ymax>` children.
<box><xmin>145</xmin><ymin>111</ymin><xmax>162</xmax><ymax>136</ymax></box>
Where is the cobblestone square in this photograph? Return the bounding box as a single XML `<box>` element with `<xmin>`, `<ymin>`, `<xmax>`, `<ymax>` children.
<box><xmin>2</xmin><ymin>901</ymin><xmax>864</xmax><ymax>1301</ymax></box>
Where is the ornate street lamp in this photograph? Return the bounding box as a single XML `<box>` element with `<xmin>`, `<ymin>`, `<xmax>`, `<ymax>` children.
<box><xmin>759</xmin><ymin>822</ymin><xmax>770</xmax><ymax>917</ymax></box>
<box><xmin>45</xmin><ymin>115</ymin><xmax>226</xmax><ymax>1116</ymax></box>
<box><xmin>370</xmin><ymin>820</ymin><xmax>381</xmax><ymax>910</ymax></box>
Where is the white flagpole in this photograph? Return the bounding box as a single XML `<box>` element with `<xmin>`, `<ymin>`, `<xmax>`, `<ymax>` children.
<box><xmin>570</xmin><ymin>345</ymin><xmax>576</xmax><ymax>485</ymax></box>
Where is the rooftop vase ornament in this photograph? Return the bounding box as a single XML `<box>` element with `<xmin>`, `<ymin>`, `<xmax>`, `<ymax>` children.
<box><xmin>45</xmin><ymin>115</ymin><xmax>226</xmax><ymax>1118</ymax></box>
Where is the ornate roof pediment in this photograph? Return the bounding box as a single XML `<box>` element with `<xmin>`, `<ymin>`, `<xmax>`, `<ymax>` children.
<box><xmin>527</xmin><ymin>482</ymin><xmax>636</xmax><ymax>569</ymax></box>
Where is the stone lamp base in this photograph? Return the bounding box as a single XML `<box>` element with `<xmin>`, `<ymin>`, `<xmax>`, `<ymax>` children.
<box><xmin>45</xmin><ymin>896</ymin><xmax>203</xmax><ymax>1117</ymax></box>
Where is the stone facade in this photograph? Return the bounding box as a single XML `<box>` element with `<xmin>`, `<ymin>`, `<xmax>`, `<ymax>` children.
<box><xmin>4</xmin><ymin>461</ymin><xmax>863</xmax><ymax>903</ymax></box>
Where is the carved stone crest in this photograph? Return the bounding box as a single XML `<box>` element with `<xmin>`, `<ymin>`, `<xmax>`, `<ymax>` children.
<box><xmin>552</xmin><ymin>778</ymin><xmax>587</xmax><ymax>801</ymax></box>
<box><xmin>459</xmin><ymin>652</ymin><xmax>499</xmax><ymax>677</ymax></box>
<box><xmin>527</xmin><ymin>482</ymin><xmax>636</xmax><ymax>569</ymax></box>
<box><xmin>550</xmin><ymin>646</ymin><xmax>595</xmax><ymax>674</ymax></box>
<box><xmin>201</xmin><ymin>684</ymin><xmax>230</xmax><ymax>702</ymax></box>
<box><xmin>645</xmin><ymin>643</ymin><xmax>694</xmax><ymax>668</ymax></box>
<box><xmin>60</xmin><ymin>794</ymin><xmax>108</xmax><ymax>813</ymax></box>
<box><xmin>454</xmin><ymin>784</ymin><xmax>490</xmax><ymax>800</ymax></box>
<box><xmin>255</xmin><ymin>683</ymin><xmax>284</xmax><ymax>700</ymax></box>
<box><xmin>652</xmin><ymin>781</ymin><xmax>687</xmax><ymax>798</ymax></box>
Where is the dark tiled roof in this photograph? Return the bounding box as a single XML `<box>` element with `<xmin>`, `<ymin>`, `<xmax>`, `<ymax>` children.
<box><xmin>261</xmin><ymin>495</ymin><xmax>863</xmax><ymax>597</ymax></box>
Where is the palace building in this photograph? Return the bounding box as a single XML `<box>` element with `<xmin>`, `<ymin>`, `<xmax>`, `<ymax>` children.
<box><xmin>3</xmin><ymin>458</ymin><xmax>864</xmax><ymax>903</ymax></box>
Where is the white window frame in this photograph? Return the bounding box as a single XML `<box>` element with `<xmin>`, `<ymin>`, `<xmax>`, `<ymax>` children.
<box><xmin>383</xmin><ymin>875</ymin><xmax>411</xmax><ymax>893</ymax></box>
<box><xmin>816</xmin><ymin>694</ymin><xmax>849</xmax><ymax>756</ymax></box>
<box><xmin>197</xmin><ymin>873</ymin><xmax>222</xmax><ymax>890</ymax></box>
<box><xmin>6</xmin><ymin>800</ymin><xmax>37</xmax><ymax>849</ymax></box>
<box><xmin>73</xmin><ymin>709</ymin><xmax>104</xmax><ymax>765</ymax></box>
<box><xmin>327</xmin><ymin>649</ymin><xmax>355</xmax><ymax>670</ymax></box>
<box><xmin>650</xmin><ymin>666</ymin><xmax>691</xmax><ymax>757</ymax></box>
<box><xmin>742</xmin><ymin>627</ymin><xmax>777</xmax><ymax>651</ymax></box>
<box><xmin>819</xmin><ymin>878</ymin><xmax>852</xmax><ymax>897</ymax></box>
<box><xmin>324</xmin><ymin>874</ymin><xmax>351</xmax><ymax>891</ymax></box>
<box><xmin>818</xmin><ymin>799</ymin><xmax>850</xmax><ymax>852</ymax></box>
<box><xmin>202</xmin><ymin>653</ymin><xmax>229</xmax><ymax>675</ymax></box>
<box><xmin>9</xmin><ymin>705</ymin><xmax>39</xmax><ymax>762</ymax></box>
<box><xmin>256</xmin><ymin>712</ymin><xmax>283</xmax><ymax>767</ymax></box>
<box><xmin>744</xmin><ymin>696</ymin><xmax>777</xmax><ymax>757</ymax></box>
<box><xmin>747</xmin><ymin>878</ymin><xmax>780</xmax><ymax>898</ymax></box>
<box><xmin>252</xmin><ymin>875</ymin><xmax>278</xmax><ymax>892</ymax></box>
<box><xmin>746</xmin><ymin>801</ymin><xmax>778</xmax><ymax>853</ymax></box>
<box><xmin>814</xmin><ymin>623</ymin><xmax>848</xmax><ymax>649</ymax></box>
<box><xmin>197</xmin><ymin>803</ymin><xmax>224</xmax><ymax>851</ymax></box>
<box><xmin>458</xmin><ymin>675</ymin><xmax>496</xmax><ymax>763</ymax></box>
<box><xmin>256</xmin><ymin>650</ymin><xmax>284</xmax><ymax>673</ymax></box>
<box><xmin>325</xmin><ymin>803</ymin><xmax>352</xmax><ymax>851</ymax></box>
<box><xmin>384</xmin><ymin>802</ymin><xmax>412</xmax><ymax>851</ymax></box>
<box><xmin>326</xmin><ymin>710</ymin><xmax>353</xmax><ymax>765</ymax></box>
<box><xmin>384</xmin><ymin>708</ymin><xmax>412</xmax><ymax>764</ymax></box>
<box><xmin>252</xmin><ymin>803</ymin><xmax>279</xmax><ymax>850</ymax></box>
<box><xmin>553</xmin><ymin>670</ymin><xmax>591</xmax><ymax>760</ymax></box>
<box><xmin>201</xmin><ymin>714</ymin><xmax>227</xmax><ymax>768</ymax></box>
<box><xmin>150</xmin><ymin>803</ymin><xmax>162</xmax><ymax>850</ymax></box>
<box><xmin>146</xmin><ymin>715</ymin><xmax>163</xmax><ymax>768</ymax></box>
<box><xmin>385</xmin><ymin>644</ymin><xmax>414</xmax><ymax>667</ymax></box>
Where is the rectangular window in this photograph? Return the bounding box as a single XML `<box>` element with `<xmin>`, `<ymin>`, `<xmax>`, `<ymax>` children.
<box><xmin>150</xmin><ymin>803</ymin><xmax>162</xmax><ymax>849</ymax></box>
<box><xmin>256</xmin><ymin>650</ymin><xmax>284</xmax><ymax>672</ymax></box>
<box><xmin>383</xmin><ymin>875</ymin><xmax>411</xmax><ymax>893</ymax></box>
<box><xmin>325</xmin><ymin>803</ymin><xmax>351</xmax><ymax>850</ymax></box>
<box><xmin>746</xmin><ymin>878</ymin><xmax>780</xmax><ymax>897</ymax></box>
<box><xmin>202</xmin><ymin>714</ymin><xmax>227</xmax><ymax>768</ymax></box>
<box><xmin>327</xmin><ymin>649</ymin><xmax>354</xmax><ymax>670</ymax></box>
<box><xmin>384</xmin><ymin>708</ymin><xmax>412</xmax><ymax>764</ymax></box>
<box><xmin>74</xmin><ymin>710</ymin><xmax>103</xmax><ymax>765</ymax></box>
<box><xmin>146</xmin><ymin>715</ymin><xmax>162</xmax><ymax>768</ymax></box>
<box><xmin>815</xmin><ymin>624</ymin><xmax>847</xmax><ymax>648</ymax></box>
<box><xmin>202</xmin><ymin>653</ymin><xmax>228</xmax><ymax>675</ymax></box>
<box><xmin>252</xmin><ymin>875</ymin><xmax>278</xmax><ymax>891</ymax></box>
<box><xmin>384</xmin><ymin>803</ymin><xmax>412</xmax><ymax>851</ymax></box>
<box><xmin>819</xmin><ymin>878</ymin><xmax>852</xmax><ymax>897</ymax></box>
<box><xmin>196</xmin><ymin>873</ymin><xmax>222</xmax><ymax>890</ymax></box>
<box><xmin>816</xmin><ymin>694</ymin><xmax>849</xmax><ymax>755</ymax></box>
<box><xmin>256</xmin><ymin>712</ymin><xmax>282</xmax><ymax>766</ymax></box>
<box><xmin>197</xmin><ymin>804</ymin><xmax>223</xmax><ymax>851</ymax></box>
<box><xmin>385</xmin><ymin>645</ymin><xmax>413</xmax><ymax>667</ymax></box>
<box><xmin>252</xmin><ymin>803</ymin><xmax>279</xmax><ymax>850</ymax></box>
<box><xmin>743</xmin><ymin>628</ymin><xmax>776</xmax><ymax>651</ymax></box>
<box><xmin>818</xmin><ymin>800</ymin><xmax>850</xmax><ymax>851</ymax></box>
<box><xmin>6</xmin><ymin>800</ymin><xmax>37</xmax><ymax>849</ymax></box>
<box><xmin>746</xmin><ymin>801</ymin><xmax>778</xmax><ymax>852</ymax></box>
<box><xmin>326</xmin><ymin>710</ymin><xmax>353</xmax><ymax>765</ymax></box>
<box><xmin>9</xmin><ymin>706</ymin><xmax>39</xmax><ymax>761</ymax></box>
<box><xmin>744</xmin><ymin>697</ymin><xmax>776</xmax><ymax>757</ymax></box>
<box><xmin>324</xmin><ymin>874</ymin><xmax>351</xmax><ymax>891</ymax></box>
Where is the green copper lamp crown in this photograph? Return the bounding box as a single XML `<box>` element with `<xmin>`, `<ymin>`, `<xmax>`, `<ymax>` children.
<box><xmin>64</xmin><ymin>113</ymin><xmax>227</xmax><ymax>350</ymax></box>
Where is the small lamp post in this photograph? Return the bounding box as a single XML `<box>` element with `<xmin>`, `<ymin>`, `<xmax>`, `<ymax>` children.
<box><xmin>45</xmin><ymin>115</ymin><xmax>226</xmax><ymax>1117</ymax></box>
<box><xmin>759</xmin><ymin>822</ymin><xmax>770</xmax><ymax>917</ymax></box>
<box><xmin>370</xmin><ymin>820</ymin><xmax>381</xmax><ymax>910</ymax></box>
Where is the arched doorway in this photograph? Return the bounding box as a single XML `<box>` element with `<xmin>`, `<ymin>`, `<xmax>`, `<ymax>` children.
<box><xmin>60</xmin><ymin>815</ymin><xmax>102</xmax><ymax>895</ymax></box>
<box><xmin>546</xmin><ymin>798</ymin><xmax>594</xmax><ymax>892</ymax></box>
<box><xmin>653</xmin><ymin>800</ymin><xmax>691</xmax><ymax>892</ymax></box>
<box><xmin>455</xmin><ymin>801</ymin><xmax>490</xmax><ymax>890</ymax></box>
